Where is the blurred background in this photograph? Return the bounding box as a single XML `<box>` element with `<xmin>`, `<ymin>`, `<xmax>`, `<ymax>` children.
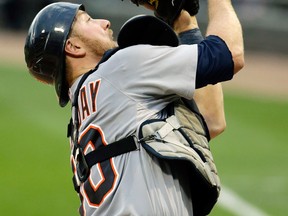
<box><xmin>0</xmin><ymin>0</ymin><xmax>287</xmax><ymax>216</ymax></box>
<box><xmin>1</xmin><ymin>0</ymin><xmax>288</xmax><ymax>53</ymax></box>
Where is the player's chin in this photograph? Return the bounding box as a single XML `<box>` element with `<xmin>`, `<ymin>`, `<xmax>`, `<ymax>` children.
<box><xmin>108</xmin><ymin>33</ymin><xmax>117</xmax><ymax>47</ymax></box>
<box><xmin>109</xmin><ymin>29</ymin><xmax>114</xmax><ymax>39</ymax></box>
<box><xmin>112</xmin><ymin>41</ymin><xmax>118</xmax><ymax>48</ymax></box>
<box><xmin>106</xmin><ymin>39</ymin><xmax>117</xmax><ymax>49</ymax></box>
<box><xmin>110</xmin><ymin>38</ymin><xmax>118</xmax><ymax>49</ymax></box>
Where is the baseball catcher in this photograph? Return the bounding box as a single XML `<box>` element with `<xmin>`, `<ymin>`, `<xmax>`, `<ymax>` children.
<box><xmin>24</xmin><ymin>0</ymin><xmax>244</xmax><ymax>215</ymax></box>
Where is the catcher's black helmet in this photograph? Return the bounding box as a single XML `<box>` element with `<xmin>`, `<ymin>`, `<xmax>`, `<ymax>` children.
<box><xmin>24</xmin><ymin>2</ymin><xmax>85</xmax><ymax>107</ymax></box>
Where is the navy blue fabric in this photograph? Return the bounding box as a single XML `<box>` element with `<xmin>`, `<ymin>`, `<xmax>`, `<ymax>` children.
<box><xmin>196</xmin><ymin>35</ymin><xmax>234</xmax><ymax>88</ymax></box>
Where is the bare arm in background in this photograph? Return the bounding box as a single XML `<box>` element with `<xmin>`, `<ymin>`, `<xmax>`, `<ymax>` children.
<box><xmin>147</xmin><ymin>1</ymin><xmax>244</xmax><ymax>139</ymax></box>
<box><xmin>206</xmin><ymin>0</ymin><xmax>244</xmax><ymax>73</ymax></box>
<box><xmin>193</xmin><ymin>84</ymin><xmax>225</xmax><ymax>139</ymax></box>
<box><xmin>174</xmin><ymin>13</ymin><xmax>226</xmax><ymax>139</ymax></box>
<box><xmin>195</xmin><ymin>0</ymin><xmax>245</xmax><ymax>137</ymax></box>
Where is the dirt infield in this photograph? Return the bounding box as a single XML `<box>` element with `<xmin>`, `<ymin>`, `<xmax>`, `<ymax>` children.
<box><xmin>0</xmin><ymin>31</ymin><xmax>27</xmax><ymax>65</ymax></box>
<box><xmin>1</xmin><ymin>31</ymin><xmax>287</xmax><ymax>100</ymax></box>
<box><xmin>222</xmin><ymin>50</ymin><xmax>288</xmax><ymax>100</ymax></box>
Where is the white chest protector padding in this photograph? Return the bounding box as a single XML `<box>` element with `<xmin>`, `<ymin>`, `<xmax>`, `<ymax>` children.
<box><xmin>138</xmin><ymin>99</ymin><xmax>221</xmax><ymax>216</ymax></box>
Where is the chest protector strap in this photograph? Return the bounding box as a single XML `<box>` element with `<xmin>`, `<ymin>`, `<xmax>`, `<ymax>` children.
<box><xmin>67</xmin><ymin>47</ymin><xmax>138</xmax><ymax>192</ymax></box>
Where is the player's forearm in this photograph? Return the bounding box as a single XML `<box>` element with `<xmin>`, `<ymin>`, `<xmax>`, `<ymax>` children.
<box><xmin>193</xmin><ymin>83</ymin><xmax>226</xmax><ymax>139</ymax></box>
<box><xmin>173</xmin><ymin>11</ymin><xmax>199</xmax><ymax>34</ymax></box>
<box><xmin>206</xmin><ymin>0</ymin><xmax>244</xmax><ymax>74</ymax></box>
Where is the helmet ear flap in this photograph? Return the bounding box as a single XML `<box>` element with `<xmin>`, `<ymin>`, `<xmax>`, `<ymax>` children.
<box><xmin>24</xmin><ymin>2</ymin><xmax>85</xmax><ymax>107</ymax></box>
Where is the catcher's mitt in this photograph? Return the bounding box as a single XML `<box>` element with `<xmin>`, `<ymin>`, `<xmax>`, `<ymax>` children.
<box><xmin>124</xmin><ymin>0</ymin><xmax>199</xmax><ymax>25</ymax></box>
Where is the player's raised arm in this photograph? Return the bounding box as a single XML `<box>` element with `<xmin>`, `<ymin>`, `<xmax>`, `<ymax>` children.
<box><xmin>206</xmin><ymin>0</ymin><xmax>244</xmax><ymax>74</ymax></box>
<box><xmin>174</xmin><ymin>13</ymin><xmax>227</xmax><ymax>139</ymax></box>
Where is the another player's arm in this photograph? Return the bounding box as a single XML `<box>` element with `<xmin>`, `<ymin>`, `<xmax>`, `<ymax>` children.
<box><xmin>193</xmin><ymin>0</ymin><xmax>245</xmax><ymax>138</ymax></box>
<box><xmin>174</xmin><ymin>14</ymin><xmax>226</xmax><ymax>139</ymax></box>
<box><xmin>193</xmin><ymin>84</ymin><xmax>226</xmax><ymax>139</ymax></box>
<box><xmin>206</xmin><ymin>0</ymin><xmax>244</xmax><ymax>74</ymax></box>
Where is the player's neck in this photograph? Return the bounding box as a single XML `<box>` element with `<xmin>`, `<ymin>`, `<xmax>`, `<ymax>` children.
<box><xmin>67</xmin><ymin>56</ymin><xmax>101</xmax><ymax>87</ymax></box>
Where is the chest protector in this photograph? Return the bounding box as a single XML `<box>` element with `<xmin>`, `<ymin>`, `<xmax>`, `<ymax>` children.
<box><xmin>138</xmin><ymin>98</ymin><xmax>221</xmax><ymax>216</ymax></box>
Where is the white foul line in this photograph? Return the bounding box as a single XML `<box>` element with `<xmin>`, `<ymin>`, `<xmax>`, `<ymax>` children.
<box><xmin>218</xmin><ymin>186</ymin><xmax>270</xmax><ymax>216</ymax></box>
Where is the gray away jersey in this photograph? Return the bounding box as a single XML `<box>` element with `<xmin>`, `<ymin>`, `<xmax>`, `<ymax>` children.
<box><xmin>69</xmin><ymin>44</ymin><xmax>198</xmax><ymax>216</ymax></box>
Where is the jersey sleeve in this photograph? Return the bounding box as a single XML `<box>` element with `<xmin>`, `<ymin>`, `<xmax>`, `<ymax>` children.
<box><xmin>196</xmin><ymin>35</ymin><xmax>234</xmax><ymax>88</ymax></box>
<box><xmin>103</xmin><ymin>44</ymin><xmax>198</xmax><ymax>100</ymax></box>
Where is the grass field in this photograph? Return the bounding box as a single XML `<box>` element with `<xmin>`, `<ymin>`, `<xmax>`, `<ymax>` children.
<box><xmin>1</xmin><ymin>63</ymin><xmax>287</xmax><ymax>215</ymax></box>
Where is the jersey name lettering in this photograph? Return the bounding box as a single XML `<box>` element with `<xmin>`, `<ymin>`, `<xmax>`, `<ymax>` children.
<box><xmin>79</xmin><ymin>79</ymin><xmax>101</xmax><ymax>125</ymax></box>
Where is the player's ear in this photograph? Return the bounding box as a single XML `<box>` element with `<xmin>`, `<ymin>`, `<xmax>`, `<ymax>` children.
<box><xmin>65</xmin><ymin>38</ymin><xmax>85</xmax><ymax>57</ymax></box>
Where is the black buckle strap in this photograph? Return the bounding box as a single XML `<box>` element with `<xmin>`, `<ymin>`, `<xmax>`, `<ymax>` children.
<box><xmin>75</xmin><ymin>147</ymin><xmax>90</xmax><ymax>182</ymax></box>
<box><xmin>73</xmin><ymin>135</ymin><xmax>138</xmax><ymax>192</ymax></box>
<box><xmin>85</xmin><ymin>136</ymin><xmax>137</xmax><ymax>167</ymax></box>
<box><xmin>69</xmin><ymin>47</ymin><xmax>122</xmax><ymax>193</ymax></box>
